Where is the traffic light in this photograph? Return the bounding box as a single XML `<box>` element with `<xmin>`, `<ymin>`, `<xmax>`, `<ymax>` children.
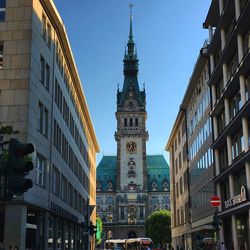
<box><xmin>6</xmin><ymin>138</ymin><xmax>34</xmax><ymax>196</ymax></box>
<box><xmin>212</xmin><ymin>214</ymin><xmax>221</xmax><ymax>231</ymax></box>
<box><xmin>89</xmin><ymin>221</ymin><xmax>97</xmax><ymax>235</ymax></box>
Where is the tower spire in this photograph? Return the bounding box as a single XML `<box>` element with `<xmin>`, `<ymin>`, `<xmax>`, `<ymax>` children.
<box><xmin>127</xmin><ymin>4</ymin><xmax>135</xmax><ymax>55</ymax></box>
<box><xmin>129</xmin><ymin>3</ymin><xmax>133</xmax><ymax>40</ymax></box>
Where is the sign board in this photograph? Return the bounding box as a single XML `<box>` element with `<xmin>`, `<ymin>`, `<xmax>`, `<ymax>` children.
<box><xmin>210</xmin><ymin>195</ymin><xmax>221</xmax><ymax>207</ymax></box>
<box><xmin>224</xmin><ymin>186</ymin><xmax>247</xmax><ymax>209</ymax></box>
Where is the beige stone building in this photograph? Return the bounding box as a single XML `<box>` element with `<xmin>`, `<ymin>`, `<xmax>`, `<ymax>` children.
<box><xmin>0</xmin><ymin>0</ymin><xmax>99</xmax><ymax>249</ymax></box>
<box><xmin>166</xmin><ymin>110</ymin><xmax>191</xmax><ymax>249</ymax></box>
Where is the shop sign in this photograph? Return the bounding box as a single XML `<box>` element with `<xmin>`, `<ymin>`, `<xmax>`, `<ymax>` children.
<box><xmin>224</xmin><ymin>186</ymin><xmax>247</xmax><ymax>209</ymax></box>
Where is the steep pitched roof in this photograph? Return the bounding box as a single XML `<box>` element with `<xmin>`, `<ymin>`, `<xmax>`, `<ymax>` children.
<box><xmin>96</xmin><ymin>155</ymin><xmax>170</xmax><ymax>192</ymax></box>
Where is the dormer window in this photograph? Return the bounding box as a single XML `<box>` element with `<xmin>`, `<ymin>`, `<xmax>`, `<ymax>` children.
<box><xmin>129</xmin><ymin>101</ymin><xmax>133</xmax><ymax>108</ymax></box>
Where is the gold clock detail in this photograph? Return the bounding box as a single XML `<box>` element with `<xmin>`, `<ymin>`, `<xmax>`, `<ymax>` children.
<box><xmin>126</xmin><ymin>141</ymin><xmax>137</xmax><ymax>153</ymax></box>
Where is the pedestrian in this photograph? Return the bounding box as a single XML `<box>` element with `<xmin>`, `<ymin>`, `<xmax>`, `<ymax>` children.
<box><xmin>220</xmin><ymin>242</ymin><xmax>227</xmax><ymax>250</ymax></box>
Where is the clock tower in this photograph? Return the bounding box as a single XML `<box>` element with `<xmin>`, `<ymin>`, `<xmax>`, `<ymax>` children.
<box><xmin>115</xmin><ymin>10</ymin><xmax>148</xmax><ymax>192</ymax></box>
<box><xmin>96</xmin><ymin>7</ymin><xmax>170</xmax><ymax>239</ymax></box>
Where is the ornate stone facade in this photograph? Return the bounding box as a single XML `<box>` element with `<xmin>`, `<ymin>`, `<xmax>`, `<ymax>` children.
<box><xmin>96</xmin><ymin>13</ymin><xmax>170</xmax><ymax>240</ymax></box>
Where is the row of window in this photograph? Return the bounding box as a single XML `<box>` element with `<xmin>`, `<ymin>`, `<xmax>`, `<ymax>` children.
<box><xmin>51</xmin><ymin>164</ymin><xmax>87</xmax><ymax>213</ymax></box>
<box><xmin>36</xmin><ymin>154</ymin><xmax>87</xmax><ymax>214</ymax></box>
<box><xmin>40</xmin><ymin>13</ymin><xmax>89</xmax><ymax>158</ymax></box>
<box><xmin>188</xmin><ymin>89</ymin><xmax>210</xmax><ymax>136</ymax></box>
<box><xmin>54</xmin><ymin>79</ymin><xmax>89</xmax><ymax>167</ymax></box>
<box><xmin>189</xmin><ymin>118</ymin><xmax>212</xmax><ymax>161</ymax></box>
<box><xmin>42</xmin><ymin>13</ymin><xmax>52</xmax><ymax>49</ymax></box>
<box><xmin>173</xmin><ymin>121</ymin><xmax>186</xmax><ymax>152</ymax></box>
<box><xmin>190</xmin><ymin>148</ymin><xmax>214</xmax><ymax>183</ymax></box>
<box><xmin>175</xmin><ymin>203</ymin><xmax>189</xmax><ymax>226</ymax></box>
<box><xmin>188</xmin><ymin>64</ymin><xmax>209</xmax><ymax>112</ymax></box>
<box><xmin>53</xmin><ymin>119</ymin><xmax>90</xmax><ymax>193</ymax></box>
<box><xmin>176</xmin><ymin>170</ymin><xmax>188</xmax><ymax>198</ymax></box>
<box><xmin>124</xmin><ymin>117</ymin><xmax>139</xmax><ymax>127</ymax></box>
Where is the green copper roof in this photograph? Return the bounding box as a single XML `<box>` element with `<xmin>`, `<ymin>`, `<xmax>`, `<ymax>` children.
<box><xmin>96</xmin><ymin>155</ymin><xmax>170</xmax><ymax>192</ymax></box>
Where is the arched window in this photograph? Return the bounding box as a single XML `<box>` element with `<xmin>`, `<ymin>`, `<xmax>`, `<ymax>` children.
<box><xmin>130</xmin><ymin>118</ymin><xmax>133</xmax><ymax>126</ymax></box>
<box><xmin>124</xmin><ymin>118</ymin><xmax>127</xmax><ymax>126</ymax></box>
<box><xmin>135</xmin><ymin>118</ymin><xmax>138</xmax><ymax>126</ymax></box>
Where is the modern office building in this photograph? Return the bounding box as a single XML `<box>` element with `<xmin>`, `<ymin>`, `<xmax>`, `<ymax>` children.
<box><xmin>0</xmin><ymin>0</ymin><xmax>99</xmax><ymax>249</ymax></box>
<box><xmin>203</xmin><ymin>0</ymin><xmax>250</xmax><ymax>249</ymax></box>
<box><xmin>167</xmin><ymin>49</ymin><xmax>214</xmax><ymax>250</ymax></box>
<box><xmin>96</xmin><ymin>14</ymin><xmax>170</xmax><ymax>240</ymax></box>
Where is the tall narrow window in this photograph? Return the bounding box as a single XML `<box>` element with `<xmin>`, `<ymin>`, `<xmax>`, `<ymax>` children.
<box><xmin>0</xmin><ymin>0</ymin><xmax>6</xmax><ymax>21</ymax></box>
<box><xmin>47</xmin><ymin>23</ymin><xmax>51</xmax><ymax>48</ymax></box>
<box><xmin>38</xmin><ymin>102</ymin><xmax>48</xmax><ymax>137</ymax></box>
<box><xmin>42</xmin><ymin>14</ymin><xmax>46</xmax><ymax>39</ymax></box>
<box><xmin>0</xmin><ymin>42</ymin><xmax>3</xmax><ymax>69</ymax></box>
<box><xmin>124</xmin><ymin>118</ymin><xmax>127</xmax><ymax>127</ymax></box>
<box><xmin>40</xmin><ymin>56</ymin><xmax>45</xmax><ymax>84</ymax></box>
<box><xmin>135</xmin><ymin>118</ymin><xmax>138</xmax><ymax>126</ymax></box>
<box><xmin>130</xmin><ymin>118</ymin><xmax>133</xmax><ymax>126</ymax></box>
<box><xmin>45</xmin><ymin>63</ymin><xmax>50</xmax><ymax>90</ymax></box>
<box><xmin>36</xmin><ymin>154</ymin><xmax>46</xmax><ymax>187</ymax></box>
<box><xmin>121</xmin><ymin>207</ymin><xmax>124</xmax><ymax>220</ymax></box>
<box><xmin>129</xmin><ymin>101</ymin><xmax>133</xmax><ymax>108</ymax></box>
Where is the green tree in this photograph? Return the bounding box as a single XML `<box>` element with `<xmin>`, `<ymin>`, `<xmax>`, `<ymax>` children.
<box><xmin>96</xmin><ymin>216</ymin><xmax>103</xmax><ymax>245</ymax></box>
<box><xmin>145</xmin><ymin>210</ymin><xmax>171</xmax><ymax>247</ymax></box>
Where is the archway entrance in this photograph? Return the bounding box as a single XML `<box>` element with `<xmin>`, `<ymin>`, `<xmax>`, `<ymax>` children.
<box><xmin>128</xmin><ymin>231</ymin><xmax>137</xmax><ymax>238</ymax></box>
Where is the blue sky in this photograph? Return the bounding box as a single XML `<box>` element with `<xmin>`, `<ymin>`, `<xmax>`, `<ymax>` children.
<box><xmin>53</xmin><ymin>0</ymin><xmax>211</xmax><ymax>163</ymax></box>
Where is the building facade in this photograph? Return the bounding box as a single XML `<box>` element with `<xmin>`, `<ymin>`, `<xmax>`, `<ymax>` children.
<box><xmin>166</xmin><ymin>111</ymin><xmax>191</xmax><ymax>249</ymax></box>
<box><xmin>96</xmin><ymin>15</ymin><xmax>170</xmax><ymax>240</ymax></box>
<box><xmin>204</xmin><ymin>0</ymin><xmax>250</xmax><ymax>249</ymax></box>
<box><xmin>167</xmin><ymin>50</ymin><xmax>215</xmax><ymax>250</ymax></box>
<box><xmin>0</xmin><ymin>0</ymin><xmax>99</xmax><ymax>249</ymax></box>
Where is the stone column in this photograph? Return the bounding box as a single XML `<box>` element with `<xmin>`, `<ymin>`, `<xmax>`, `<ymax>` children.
<box><xmin>44</xmin><ymin>211</ymin><xmax>49</xmax><ymax>250</ymax></box>
<box><xmin>209</xmin><ymin>25</ymin><xmax>213</xmax><ymax>42</ymax></box>
<box><xmin>235</xmin><ymin>0</ymin><xmax>241</xmax><ymax>20</ymax></box>
<box><xmin>224</xmin><ymin>99</ymin><xmax>230</xmax><ymax>126</ymax></box>
<box><xmin>211</xmin><ymin>84</ymin><xmax>217</xmax><ymax>106</ymax></box>
<box><xmin>227</xmin><ymin>135</ymin><xmax>233</xmax><ymax>165</ymax></box>
<box><xmin>210</xmin><ymin>54</ymin><xmax>215</xmax><ymax>72</ymax></box>
<box><xmin>219</xmin><ymin>0</ymin><xmax>224</xmax><ymax>15</ymax></box>
<box><xmin>215</xmin><ymin>149</ymin><xmax>220</xmax><ymax>176</ymax></box>
<box><xmin>246</xmin><ymin>162</ymin><xmax>250</xmax><ymax>195</ymax></box>
<box><xmin>240</xmin><ymin>75</ymin><xmax>246</xmax><ymax>105</ymax></box>
<box><xmin>242</xmin><ymin>117</ymin><xmax>249</xmax><ymax>152</ymax></box>
<box><xmin>213</xmin><ymin>116</ymin><xmax>219</xmax><ymax>139</ymax></box>
<box><xmin>4</xmin><ymin>204</ymin><xmax>27</xmax><ymax>249</ymax></box>
<box><xmin>223</xmin><ymin>63</ymin><xmax>228</xmax><ymax>88</ymax></box>
<box><xmin>221</xmin><ymin>29</ymin><xmax>226</xmax><ymax>50</ymax></box>
<box><xmin>216</xmin><ymin>183</ymin><xmax>222</xmax><ymax>212</ymax></box>
<box><xmin>237</xmin><ymin>34</ymin><xmax>244</xmax><ymax>62</ymax></box>
<box><xmin>232</xmin><ymin>215</ymin><xmax>239</xmax><ymax>250</ymax></box>
<box><xmin>229</xmin><ymin>174</ymin><xmax>234</xmax><ymax>198</ymax></box>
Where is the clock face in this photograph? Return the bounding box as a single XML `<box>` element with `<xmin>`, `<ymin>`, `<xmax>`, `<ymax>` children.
<box><xmin>126</xmin><ymin>141</ymin><xmax>137</xmax><ymax>153</ymax></box>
